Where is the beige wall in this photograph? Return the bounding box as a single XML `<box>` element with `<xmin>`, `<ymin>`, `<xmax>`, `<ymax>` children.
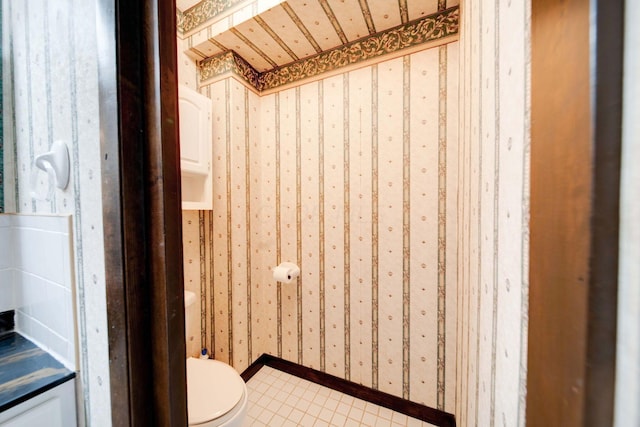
<box><xmin>456</xmin><ymin>1</ymin><xmax>531</xmax><ymax>426</ymax></box>
<box><xmin>2</xmin><ymin>1</ymin><xmax>111</xmax><ymax>426</ymax></box>
<box><xmin>0</xmin><ymin>0</ymin><xmax>536</xmax><ymax>424</ymax></box>
<box><xmin>181</xmin><ymin>41</ymin><xmax>460</xmax><ymax>411</ymax></box>
<box><xmin>179</xmin><ymin>0</ymin><xmax>534</xmax><ymax>422</ymax></box>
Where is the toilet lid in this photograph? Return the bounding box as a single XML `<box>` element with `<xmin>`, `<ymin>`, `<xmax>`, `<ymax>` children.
<box><xmin>186</xmin><ymin>357</ymin><xmax>245</xmax><ymax>424</ymax></box>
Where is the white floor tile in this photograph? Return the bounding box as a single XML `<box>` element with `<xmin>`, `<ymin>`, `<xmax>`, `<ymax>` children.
<box><xmin>348</xmin><ymin>406</ymin><xmax>364</xmax><ymax>422</ymax></box>
<box><xmin>335</xmin><ymin>401</ymin><xmax>352</xmax><ymax>416</ymax></box>
<box><xmin>330</xmin><ymin>412</ymin><xmax>347</xmax><ymax>426</ymax></box>
<box><xmin>352</xmin><ymin>398</ymin><xmax>367</xmax><ymax>410</ymax></box>
<box><xmin>365</xmin><ymin>401</ymin><xmax>380</xmax><ymax>415</ymax></box>
<box><xmin>296</xmin><ymin>397</ymin><xmax>312</xmax><ymax>412</ymax></box>
<box><xmin>242</xmin><ymin>367</ymin><xmax>439</xmax><ymax>427</ymax></box>
<box><xmin>279</xmin><ymin>403</ymin><xmax>295</xmax><ymax>419</ymax></box>
<box><xmin>313</xmin><ymin>393</ymin><xmax>329</xmax><ymax>407</ymax></box>
<box><xmin>392</xmin><ymin>411</ymin><xmax>408</xmax><ymax>425</ymax></box>
<box><xmin>329</xmin><ymin>389</ymin><xmax>344</xmax><ymax>400</ymax></box>
<box><xmin>288</xmin><ymin>408</ymin><xmax>305</xmax><ymax>423</ymax></box>
<box><xmin>317</xmin><ymin>386</ymin><xmax>331</xmax><ymax>397</ymax></box>
<box><xmin>256</xmin><ymin>408</ymin><xmax>275</xmax><ymax>424</ymax></box>
<box><xmin>340</xmin><ymin>394</ymin><xmax>355</xmax><ymax>405</ymax></box>
<box><xmin>301</xmin><ymin>412</ymin><xmax>317</xmax><ymax>425</ymax></box>
<box><xmin>344</xmin><ymin>418</ymin><xmax>361</xmax><ymax>427</ymax></box>
<box><xmin>374</xmin><ymin>417</ymin><xmax>393</xmax><ymax>427</ymax></box>
<box><xmin>378</xmin><ymin>406</ymin><xmax>394</xmax><ymax>420</ymax></box>
<box><xmin>307</xmin><ymin>402</ymin><xmax>323</xmax><ymax>417</ymax></box>
<box><xmin>266</xmin><ymin>398</ymin><xmax>282</xmax><ymax>413</ymax></box>
<box><xmin>318</xmin><ymin>406</ymin><xmax>335</xmax><ymax>422</ymax></box>
<box><xmin>362</xmin><ymin>411</ymin><xmax>379</xmax><ymax>426</ymax></box>
<box><xmin>271</xmin><ymin>414</ymin><xmax>287</xmax><ymax>425</ymax></box>
<box><xmin>407</xmin><ymin>416</ymin><xmax>422</xmax><ymax>427</ymax></box>
<box><xmin>302</xmin><ymin>388</ymin><xmax>318</xmax><ymax>402</ymax></box>
<box><xmin>324</xmin><ymin>397</ymin><xmax>339</xmax><ymax>412</ymax></box>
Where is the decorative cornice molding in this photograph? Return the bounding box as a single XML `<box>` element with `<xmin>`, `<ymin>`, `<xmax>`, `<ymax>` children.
<box><xmin>177</xmin><ymin>0</ymin><xmax>250</xmax><ymax>34</ymax></box>
<box><xmin>177</xmin><ymin>9</ymin><xmax>184</xmax><ymax>33</ymax></box>
<box><xmin>259</xmin><ymin>6</ymin><xmax>459</xmax><ymax>91</ymax></box>
<box><xmin>200</xmin><ymin>50</ymin><xmax>261</xmax><ymax>88</ymax></box>
<box><xmin>199</xmin><ymin>6</ymin><xmax>459</xmax><ymax>93</ymax></box>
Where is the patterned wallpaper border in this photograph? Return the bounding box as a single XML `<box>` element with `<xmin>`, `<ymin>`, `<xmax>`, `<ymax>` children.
<box><xmin>200</xmin><ymin>50</ymin><xmax>261</xmax><ymax>88</ymax></box>
<box><xmin>177</xmin><ymin>0</ymin><xmax>251</xmax><ymax>34</ymax></box>
<box><xmin>199</xmin><ymin>6</ymin><xmax>459</xmax><ymax>93</ymax></box>
<box><xmin>177</xmin><ymin>9</ymin><xmax>183</xmax><ymax>33</ymax></box>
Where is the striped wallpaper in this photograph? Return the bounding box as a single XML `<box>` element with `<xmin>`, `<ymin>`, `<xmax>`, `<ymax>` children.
<box><xmin>2</xmin><ymin>1</ymin><xmax>112</xmax><ymax>426</ymax></box>
<box><xmin>455</xmin><ymin>1</ymin><xmax>531</xmax><ymax>426</ymax></box>
<box><xmin>2</xmin><ymin>0</ymin><xmax>535</xmax><ymax>425</ymax></box>
<box><xmin>179</xmin><ymin>0</ymin><xmax>534</xmax><ymax>422</ymax></box>
<box><xmin>181</xmin><ymin>40</ymin><xmax>459</xmax><ymax>411</ymax></box>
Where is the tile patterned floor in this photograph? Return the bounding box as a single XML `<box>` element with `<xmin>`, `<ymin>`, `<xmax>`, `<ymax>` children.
<box><xmin>243</xmin><ymin>366</ymin><xmax>438</xmax><ymax>427</ymax></box>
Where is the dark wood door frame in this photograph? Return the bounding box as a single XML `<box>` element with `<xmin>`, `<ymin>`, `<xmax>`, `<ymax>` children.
<box><xmin>528</xmin><ymin>0</ymin><xmax>623</xmax><ymax>426</ymax></box>
<box><xmin>97</xmin><ymin>0</ymin><xmax>187</xmax><ymax>425</ymax></box>
<box><xmin>94</xmin><ymin>0</ymin><xmax>624</xmax><ymax>425</ymax></box>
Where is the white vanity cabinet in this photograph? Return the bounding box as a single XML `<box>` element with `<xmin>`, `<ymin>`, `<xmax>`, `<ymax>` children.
<box><xmin>179</xmin><ymin>84</ymin><xmax>213</xmax><ymax>210</ymax></box>
<box><xmin>0</xmin><ymin>380</ymin><xmax>76</xmax><ymax>427</ymax></box>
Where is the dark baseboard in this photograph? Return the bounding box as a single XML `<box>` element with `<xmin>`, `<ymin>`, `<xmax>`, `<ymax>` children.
<box><xmin>241</xmin><ymin>354</ymin><xmax>456</xmax><ymax>427</ymax></box>
<box><xmin>0</xmin><ymin>311</ymin><xmax>15</xmax><ymax>337</ymax></box>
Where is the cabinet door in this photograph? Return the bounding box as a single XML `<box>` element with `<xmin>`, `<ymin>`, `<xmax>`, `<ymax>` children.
<box><xmin>0</xmin><ymin>380</ymin><xmax>76</xmax><ymax>427</ymax></box>
<box><xmin>179</xmin><ymin>85</ymin><xmax>211</xmax><ymax>176</ymax></box>
<box><xmin>179</xmin><ymin>85</ymin><xmax>213</xmax><ymax>210</ymax></box>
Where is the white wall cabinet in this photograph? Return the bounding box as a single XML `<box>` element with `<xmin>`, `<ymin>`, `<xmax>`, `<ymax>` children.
<box><xmin>179</xmin><ymin>84</ymin><xmax>212</xmax><ymax>210</ymax></box>
<box><xmin>0</xmin><ymin>380</ymin><xmax>76</xmax><ymax>427</ymax></box>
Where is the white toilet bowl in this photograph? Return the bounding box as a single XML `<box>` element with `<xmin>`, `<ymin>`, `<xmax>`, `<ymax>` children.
<box><xmin>186</xmin><ymin>357</ymin><xmax>247</xmax><ymax>426</ymax></box>
<box><xmin>185</xmin><ymin>291</ymin><xmax>248</xmax><ymax>426</ymax></box>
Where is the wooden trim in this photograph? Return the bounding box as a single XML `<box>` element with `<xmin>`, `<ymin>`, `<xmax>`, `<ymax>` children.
<box><xmin>97</xmin><ymin>1</ymin><xmax>136</xmax><ymax>423</ymax></box>
<box><xmin>584</xmin><ymin>1</ymin><xmax>623</xmax><ymax>424</ymax></box>
<box><xmin>242</xmin><ymin>354</ymin><xmax>456</xmax><ymax>427</ymax></box>
<box><xmin>528</xmin><ymin>0</ymin><xmax>622</xmax><ymax>425</ymax></box>
<box><xmin>240</xmin><ymin>353</ymin><xmax>271</xmax><ymax>382</ymax></box>
<box><xmin>98</xmin><ymin>0</ymin><xmax>187</xmax><ymax>425</ymax></box>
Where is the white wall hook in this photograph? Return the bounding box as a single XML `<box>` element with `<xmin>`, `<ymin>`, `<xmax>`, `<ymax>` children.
<box><xmin>34</xmin><ymin>140</ymin><xmax>70</xmax><ymax>190</ymax></box>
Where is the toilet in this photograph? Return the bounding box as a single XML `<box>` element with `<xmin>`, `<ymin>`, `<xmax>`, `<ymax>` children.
<box><xmin>184</xmin><ymin>291</ymin><xmax>248</xmax><ymax>426</ymax></box>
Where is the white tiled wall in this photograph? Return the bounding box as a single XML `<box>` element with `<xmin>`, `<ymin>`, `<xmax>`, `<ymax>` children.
<box><xmin>0</xmin><ymin>270</ymin><xmax>15</xmax><ymax>313</ymax></box>
<box><xmin>0</xmin><ymin>213</ymin><xmax>77</xmax><ymax>371</ymax></box>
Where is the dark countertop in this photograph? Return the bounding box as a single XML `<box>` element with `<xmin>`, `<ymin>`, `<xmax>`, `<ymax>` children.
<box><xmin>0</xmin><ymin>332</ymin><xmax>75</xmax><ymax>413</ymax></box>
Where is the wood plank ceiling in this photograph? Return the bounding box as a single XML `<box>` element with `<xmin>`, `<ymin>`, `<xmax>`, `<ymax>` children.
<box><xmin>194</xmin><ymin>0</ymin><xmax>445</xmax><ymax>72</ymax></box>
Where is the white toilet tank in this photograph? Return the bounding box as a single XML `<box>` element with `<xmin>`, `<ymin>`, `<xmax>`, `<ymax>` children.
<box><xmin>184</xmin><ymin>290</ymin><xmax>198</xmax><ymax>357</ymax></box>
